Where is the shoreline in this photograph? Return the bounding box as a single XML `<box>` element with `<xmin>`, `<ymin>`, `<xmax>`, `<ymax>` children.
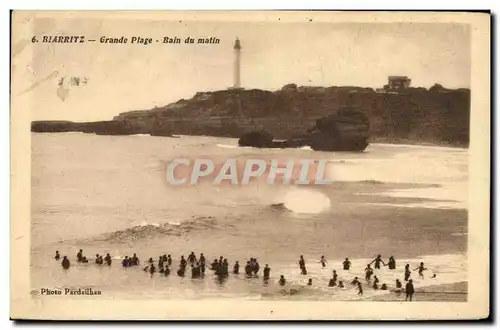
<box><xmin>31</xmin><ymin>131</ymin><xmax>469</xmax><ymax>150</ymax></box>
<box><xmin>369</xmin><ymin>136</ymin><xmax>468</xmax><ymax>149</ymax></box>
<box><xmin>364</xmin><ymin>281</ymin><xmax>468</xmax><ymax>302</ymax></box>
<box><xmin>30</xmin><ymin>259</ymin><xmax>468</xmax><ymax>302</ymax></box>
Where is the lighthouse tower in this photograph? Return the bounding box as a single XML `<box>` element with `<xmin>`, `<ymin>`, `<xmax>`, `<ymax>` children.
<box><xmin>233</xmin><ymin>37</ymin><xmax>242</xmax><ymax>88</ymax></box>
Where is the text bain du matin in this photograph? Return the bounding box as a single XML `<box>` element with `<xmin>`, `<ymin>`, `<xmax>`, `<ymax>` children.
<box><xmin>99</xmin><ymin>36</ymin><xmax>220</xmax><ymax>45</ymax></box>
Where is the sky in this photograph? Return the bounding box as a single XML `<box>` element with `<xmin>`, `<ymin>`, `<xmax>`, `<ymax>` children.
<box><xmin>13</xmin><ymin>14</ymin><xmax>471</xmax><ymax>121</ymax></box>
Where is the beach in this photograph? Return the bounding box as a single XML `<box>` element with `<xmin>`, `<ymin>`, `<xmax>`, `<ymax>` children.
<box><xmin>30</xmin><ymin>133</ymin><xmax>468</xmax><ymax>301</ymax></box>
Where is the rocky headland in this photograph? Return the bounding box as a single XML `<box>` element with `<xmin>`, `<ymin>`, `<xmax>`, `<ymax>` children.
<box><xmin>31</xmin><ymin>83</ymin><xmax>470</xmax><ymax>149</ymax></box>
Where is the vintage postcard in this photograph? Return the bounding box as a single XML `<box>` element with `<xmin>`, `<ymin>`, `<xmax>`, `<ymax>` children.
<box><xmin>11</xmin><ymin>11</ymin><xmax>490</xmax><ymax>320</ymax></box>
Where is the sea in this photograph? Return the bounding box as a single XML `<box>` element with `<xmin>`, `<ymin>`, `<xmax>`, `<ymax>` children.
<box><xmin>31</xmin><ymin>133</ymin><xmax>468</xmax><ymax>301</ymax></box>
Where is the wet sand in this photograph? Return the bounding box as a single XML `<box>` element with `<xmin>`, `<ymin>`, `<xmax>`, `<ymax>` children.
<box><xmin>367</xmin><ymin>281</ymin><xmax>467</xmax><ymax>302</ymax></box>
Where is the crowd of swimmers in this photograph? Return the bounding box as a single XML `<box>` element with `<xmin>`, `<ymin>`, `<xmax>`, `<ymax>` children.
<box><xmin>55</xmin><ymin>250</ymin><xmax>429</xmax><ymax>301</ymax></box>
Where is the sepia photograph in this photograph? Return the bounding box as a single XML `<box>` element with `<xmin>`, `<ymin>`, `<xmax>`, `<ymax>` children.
<box><xmin>10</xmin><ymin>10</ymin><xmax>490</xmax><ymax>320</ymax></box>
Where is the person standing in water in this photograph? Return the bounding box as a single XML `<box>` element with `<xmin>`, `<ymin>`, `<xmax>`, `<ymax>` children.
<box><xmin>164</xmin><ymin>264</ymin><xmax>171</xmax><ymax>277</ymax></box>
<box><xmin>318</xmin><ymin>255</ymin><xmax>327</xmax><ymax>268</ymax></box>
<box><xmin>177</xmin><ymin>256</ymin><xmax>186</xmax><ymax>277</ymax></box>
<box><xmin>357</xmin><ymin>282</ymin><xmax>363</xmax><ymax>295</ymax></box>
<box><xmin>279</xmin><ymin>275</ymin><xmax>286</xmax><ymax>286</ymax></box>
<box><xmin>370</xmin><ymin>254</ymin><xmax>385</xmax><ymax>270</ymax></box>
<box><xmin>122</xmin><ymin>256</ymin><xmax>130</xmax><ymax>267</ymax></box>
<box><xmin>298</xmin><ymin>255</ymin><xmax>306</xmax><ymax>272</ymax></box>
<box><xmin>253</xmin><ymin>259</ymin><xmax>260</xmax><ymax>275</ymax></box>
<box><xmin>263</xmin><ymin>264</ymin><xmax>271</xmax><ymax>281</ymax></box>
<box><xmin>211</xmin><ymin>259</ymin><xmax>219</xmax><ymax>271</ymax></box>
<box><xmin>405</xmin><ymin>279</ymin><xmax>415</xmax><ymax>301</ymax></box>
<box><xmin>244</xmin><ymin>261</ymin><xmax>253</xmax><ymax>276</ymax></box>
<box><xmin>131</xmin><ymin>253</ymin><xmax>139</xmax><ymax>266</ymax></box>
<box><xmin>222</xmin><ymin>259</ymin><xmax>229</xmax><ymax>277</ymax></box>
<box><xmin>199</xmin><ymin>253</ymin><xmax>206</xmax><ymax>273</ymax></box>
<box><xmin>104</xmin><ymin>253</ymin><xmax>112</xmax><ymax>266</ymax></box>
<box><xmin>387</xmin><ymin>256</ymin><xmax>396</xmax><ymax>270</ymax></box>
<box><xmin>263</xmin><ymin>264</ymin><xmax>271</xmax><ymax>282</ymax></box>
<box><xmin>54</xmin><ymin>251</ymin><xmax>60</xmax><ymax>260</ymax></box>
<box><xmin>233</xmin><ymin>261</ymin><xmax>240</xmax><ymax>274</ymax></box>
<box><xmin>188</xmin><ymin>252</ymin><xmax>197</xmax><ymax>265</ymax></box>
<box><xmin>332</xmin><ymin>270</ymin><xmax>338</xmax><ymax>286</ymax></box>
<box><xmin>180</xmin><ymin>256</ymin><xmax>187</xmax><ymax>269</ymax></box>
<box><xmin>365</xmin><ymin>264</ymin><xmax>374</xmax><ymax>281</ymax></box>
<box><xmin>177</xmin><ymin>266</ymin><xmax>185</xmax><ymax>277</ymax></box>
<box><xmin>307</xmin><ymin>278</ymin><xmax>313</xmax><ymax>286</ymax></box>
<box><xmin>200</xmin><ymin>260</ymin><xmax>206</xmax><ymax>275</ymax></box>
<box><xmin>61</xmin><ymin>256</ymin><xmax>70</xmax><ymax>269</ymax></box>
<box><xmin>77</xmin><ymin>249</ymin><xmax>83</xmax><ymax>263</ymax></box>
<box><xmin>149</xmin><ymin>263</ymin><xmax>156</xmax><ymax>275</ymax></box>
<box><xmin>343</xmin><ymin>258</ymin><xmax>351</xmax><ymax>270</ymax></box>
<box><xmin>191</xmin><ymin>263</ymin><xmax>201</xmax><ymax>278</ymax></box>
<box><xmin>404</xmin><ymin>264</ymin><xmax>411</xmax><ymax>281</ymax></box>
<box><xmin>414</xmin><ymin>262</ymin><xmax>427</xmax><ymax>278</ymax></box>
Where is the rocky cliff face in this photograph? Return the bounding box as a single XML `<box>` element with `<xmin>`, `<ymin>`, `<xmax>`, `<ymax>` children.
<box><xmin>115</xmin><ymin>85</ymin><xmax>470</xmax><ymax>146</ymax></box>
<box><xmin>32</xmin><ymin>84</ymin><xmax>470</xmax><ymax>147</ymax></box>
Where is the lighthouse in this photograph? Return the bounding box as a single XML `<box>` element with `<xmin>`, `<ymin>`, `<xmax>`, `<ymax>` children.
<box><xmin>233</xmin><ymin>37</ymin><xmax>241</xmax><ymax>88</ymax></box>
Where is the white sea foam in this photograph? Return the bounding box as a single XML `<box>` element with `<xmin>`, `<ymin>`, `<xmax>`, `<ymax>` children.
<box><xmin>138</xmin><ymin>221</ymin><xmax>160</xmax><ymax>227</ymax></box>
<box><xmin>165</xmin><ymin>221</ymin><xmax>181</xmax><ymax>226</ymax></box>
<box><xmin>327</xmin><ymin>144</ymin><xmax>468</xmax><ymax>209</ymax></box>
<box><xmin>372</xmin><ymin>143</ymin><xmax>468</xmax><ymax>152</ymax></box>
<box><xmin>277</xmin><ymin>188</ymin><xmax>331</xmax><ymax>214</ymax></box>
<box><xmin>216</xmin><ymin>144</ymin><xmax>241</xmax><ymax>149</ymax></box>
<box><xmin>362</xmin><ymin>202</ymin><xmax>464</xmax><ymax>210</ymax></box>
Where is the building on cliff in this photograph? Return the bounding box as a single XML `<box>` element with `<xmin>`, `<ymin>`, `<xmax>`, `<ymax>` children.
<box><xmin>387</xmin><ymin>76</ymin><xmax>411</xmax><ymax>89</ymax></box>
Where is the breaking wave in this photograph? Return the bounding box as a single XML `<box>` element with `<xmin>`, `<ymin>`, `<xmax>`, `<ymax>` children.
<box><xmin>91</xmin><ymin>216</ymin><xmax>230</xmax><ymax>243</ymax></box>
<box><xmin>270</xmin><ymin>203</ymin><xmax>291</xmax><ymax>212</ymax></box>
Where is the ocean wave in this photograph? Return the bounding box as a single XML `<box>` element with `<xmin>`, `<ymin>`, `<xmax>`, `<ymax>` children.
<box><xmin>91</xmin><ymin>216</ymin><xmax>228</xmax><ymax>243</ymax></box>
<box><xmin>270</xmin><ymin>203</ymin><xmax>291</xmax><ymax>212</ymax></box>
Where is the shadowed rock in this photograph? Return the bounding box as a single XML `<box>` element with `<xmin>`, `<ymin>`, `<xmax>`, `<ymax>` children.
<box><xmin>238</xmin><ymin>107</ymin><xmax>370</xmax><ymax>152</ymax></box>
<box><xmin>238</xmin><ymin>130</ymin><xmax>273</xmax><ymax>148</ymax></box>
